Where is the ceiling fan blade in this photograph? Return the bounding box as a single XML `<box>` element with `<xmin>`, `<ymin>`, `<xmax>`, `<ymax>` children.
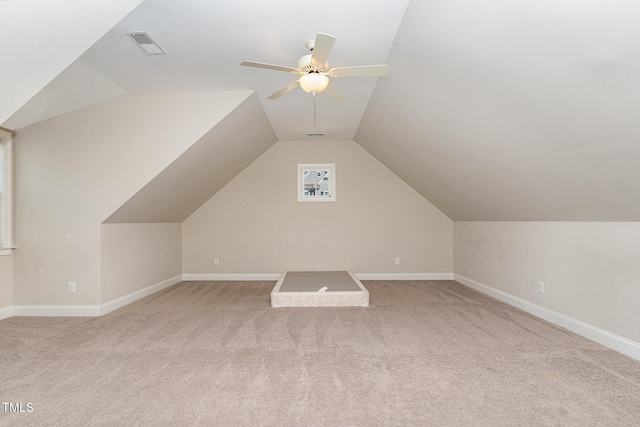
<box><xmin>310</xmin><ymin>33</ymin><xmax>336</xmax><ymax>69</ymax></box>
<box><xmin>328</xmin><ymin>64</ymin><xmax>389</xmax><ymax>77</ymax></box>
<box><xmin>324</xmin><ymin>81</ymin><xmax>346</xmax><ymax>103</ymax></box>
<box><xmin>267</xmin><ymin>80</ymin><xmax>300</xmax><ymax>100</ymax></box>
<box><xmin>241</xmin><ymin>61</ymin><xmax>299</xmax><ymax>74</ymax></box>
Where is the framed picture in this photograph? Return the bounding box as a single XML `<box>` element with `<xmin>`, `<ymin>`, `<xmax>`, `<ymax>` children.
<box><xmin>297</xmin><ymin>163</ymin><xmax>336</xmax><ymax>202</ymax></box>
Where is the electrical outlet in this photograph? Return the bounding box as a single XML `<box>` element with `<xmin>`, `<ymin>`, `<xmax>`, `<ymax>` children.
<box><xmin>214</xmin><ymin>258</ymin><xmax>220</xmax><ymax>266</ymax></box>
<box><xmin>538</xmin><ymin>281</ymin><xmax>544</xmax><ymax>294</ymax></box>
<box><xmin>395</xmin><ymin>258</ymin><xmax>400</xmax><ymax>265</ymax></box>
<box><xmin>68</xmin><ymin>282</ymin><xmax>76</xmax><ymax>293</ymax></box>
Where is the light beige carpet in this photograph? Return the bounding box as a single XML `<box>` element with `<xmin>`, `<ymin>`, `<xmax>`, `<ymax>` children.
<box><xmin>1</xmin><ymin>280</ymin><xmax>639</xmax><ymax>426</ymax></box>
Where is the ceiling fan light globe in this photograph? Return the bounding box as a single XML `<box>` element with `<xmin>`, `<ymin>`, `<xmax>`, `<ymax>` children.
<box><xmin>299</xmin><ymin>73</ymin><xmax>329</xmax><ymax>94</ymax></box>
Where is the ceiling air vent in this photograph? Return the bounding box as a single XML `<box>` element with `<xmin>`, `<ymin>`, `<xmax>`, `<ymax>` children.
<box><xmin>125</xmin><ymin>32</ymin><xmax>166</xmax><ymax>55</ymax></box>
<box><xmin>307</xmin><ymin>133</ymin><xmax>325</xmax><ymax>137</ymax></box>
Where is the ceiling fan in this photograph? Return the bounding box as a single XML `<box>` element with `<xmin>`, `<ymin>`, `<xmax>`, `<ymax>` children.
<box><xmin>241</xmin><ymin>33</ymin><xmax>389</xmax><ymax>128</ymax></box>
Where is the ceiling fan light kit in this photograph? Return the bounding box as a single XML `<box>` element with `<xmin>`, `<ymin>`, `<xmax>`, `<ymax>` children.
<box><xmin>299</xmin><ymin>73</ymin><xmax>329</xmax><ymax>94</ymax></box>
<box><xmin>241</xmin><ymin>32</ymin><xmax>389</xmax><ymax>131</ymax></box>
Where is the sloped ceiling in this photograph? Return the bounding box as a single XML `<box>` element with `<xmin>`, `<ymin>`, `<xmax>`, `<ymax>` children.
<box><xmin>356</xmin><ymin>0</ymin><xmax>640</xmax><ymax>221</ymax></box>
<box><xmin>3</xmin><ymin>59</ymin><xmax>127</xmax><ymax>130</ymax></box>
<box><xmin>5</xmin><ymin>0</ymin><xmax>640</xmax><ymax>222</ymax></box>
<box><xmin>4</xmin><ymin>0</ymin><xmax>409</xmax><ymax>141</ymax></box>
<box><xmin>0</xmin><ymin>0</ymin><xmax>143</xmax><ymax>125</ymax></box>
<box><xmin>104</xmin><ymin>93</ymin><xmax>276</xmax><ymax>223</ymax></box>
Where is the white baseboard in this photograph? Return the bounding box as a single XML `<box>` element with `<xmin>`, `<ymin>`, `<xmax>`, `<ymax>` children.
<box><xmin>454</xmin><ymin>274</ymin><xmax>640</xmax><ymax>362</ymax></box>
<box><xmin>100</xmin><ymin>274</ymin><xmax>183</xmax><ymax>316</ymax></box>
<box><xmin>13</xmin><ymin>304</ymin><xmax>101</xmax><ymax>317</ymax></box>
<box><xmin>0</xmin><ymin>305</ymin><xmax>14</xmax><ymax>320</ymax></box>
<box><xmin>355</xmin><ymin>273</ymin><xmax>454</xmax><ymax>281</ymax></box>
<box><xmin>183</xmin><ymin>272</ymin><xmax>454</xmax><ymax>281</ymax></box>
<box><xmin>9</xmin><ymin>274</ymin><xmax>183</xmax><ymax>318</ymax></box>
<box><xmin>183</xmin><ymin>273</ymin><xmax>281</xmax><ymax>281</ymax></box>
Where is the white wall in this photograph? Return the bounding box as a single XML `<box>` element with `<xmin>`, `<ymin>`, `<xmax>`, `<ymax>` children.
<box><xmin>454</xmin><ymin>222</ymin><xmax>640</xmax><ymax>344</ymax></box>
<box><xmin>183</xmin><ymin>140</ymin><xmax>453</xmax><ymax>275</ymax></box>
<box><xmin>100</xmin><ymin>223</ymin><xmax>181</xmax><ymax>304</ymax></box>
<box><xmin>13</xmin><ymin>91</ymin><xmax>251</xmax><ymax>306</ymax></box>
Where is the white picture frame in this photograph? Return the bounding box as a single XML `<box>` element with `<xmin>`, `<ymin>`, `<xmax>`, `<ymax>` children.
<box><xmin>297</xmin><ymin>163</ymin><xmax>336</xmax><ymax>202</ymax></box>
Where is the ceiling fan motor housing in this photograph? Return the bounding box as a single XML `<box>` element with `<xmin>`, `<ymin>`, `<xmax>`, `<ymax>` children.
<box><xmin>298</xmin><ymin>54</ymin><xmax>328</xmax><ymax>74</ymax></box>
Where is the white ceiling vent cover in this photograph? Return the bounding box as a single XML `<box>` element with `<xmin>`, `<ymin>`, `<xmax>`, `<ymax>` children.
<box><xmin>126</xmin><ymin>32</ymin><xmax>166</xmax><ymax>55</ymax></box>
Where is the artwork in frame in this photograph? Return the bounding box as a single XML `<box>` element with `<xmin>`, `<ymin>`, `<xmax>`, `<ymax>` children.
<box><xmin>297</xmin><ymin>163</ymin><xmax>336</xmax><ymax>202</ymax></box>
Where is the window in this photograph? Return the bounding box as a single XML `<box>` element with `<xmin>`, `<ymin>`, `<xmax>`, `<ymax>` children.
<box><xmin>0</xmin><ymin>128</ymin><xmax>13</xmax><ymax>255</ymax></box>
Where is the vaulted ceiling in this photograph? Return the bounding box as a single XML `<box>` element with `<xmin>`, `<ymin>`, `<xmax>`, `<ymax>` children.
<box><xmin>3</xmin><ymin>0</ymin><xmax>640</xmax><ymax>221</ymax></box>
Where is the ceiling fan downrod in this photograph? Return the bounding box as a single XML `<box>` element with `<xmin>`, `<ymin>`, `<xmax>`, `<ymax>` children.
<box><xmin>313</xmin><ymin>91</ymin><xmax>318</xmax><ymax>130</ymax></box>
